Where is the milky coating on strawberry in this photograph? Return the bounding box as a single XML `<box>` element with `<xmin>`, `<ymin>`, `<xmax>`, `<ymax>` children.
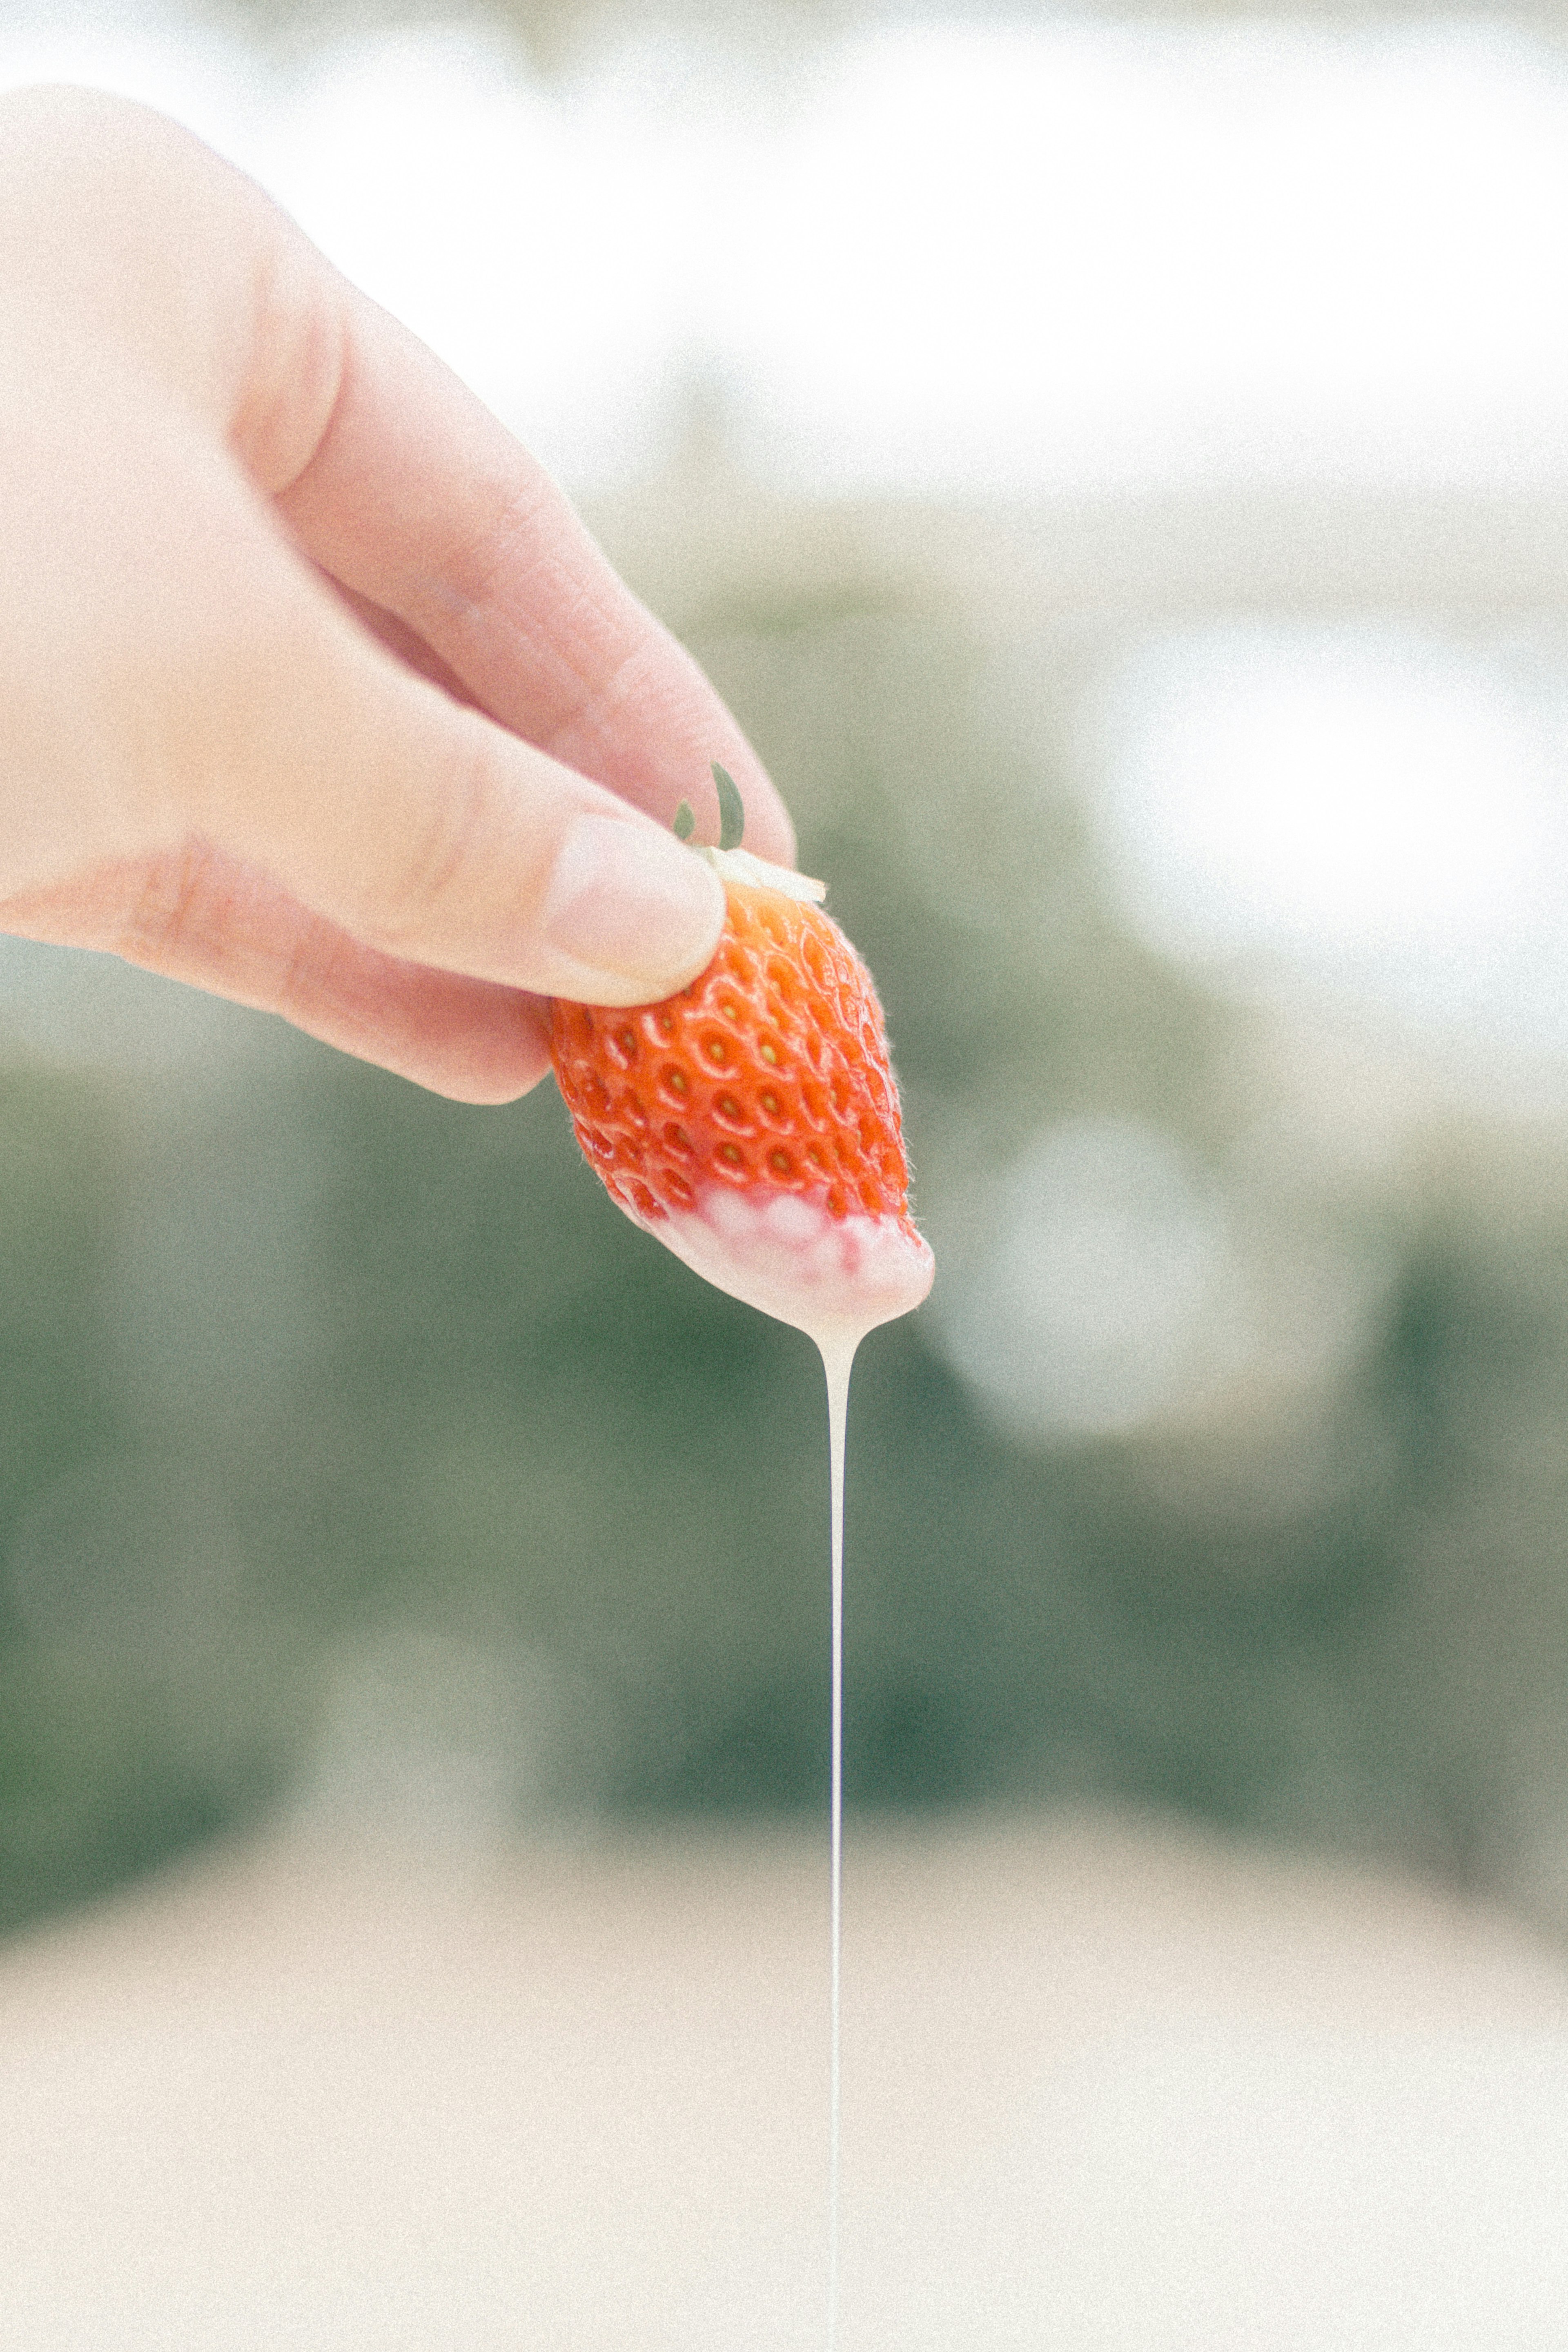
<box><xmin>550</xmin><ymin>876</ymin><xmax>934</xmax><ymax>1347</ymax></box>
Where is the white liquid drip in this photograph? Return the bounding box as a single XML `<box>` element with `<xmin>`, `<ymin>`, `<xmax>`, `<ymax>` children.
<box><xmin>625</xmin><ymin>1187</ymin><xmax>933</xmax><ymax>2349</ymax></box>
<box><xmin>819</xmin><ymin>1328</ymin><xmax>857</xmax><ymax>2352</ymax></box>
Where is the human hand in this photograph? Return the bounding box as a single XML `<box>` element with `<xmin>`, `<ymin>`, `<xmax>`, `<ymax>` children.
<box><xmin>0</xmin><ymin>86</ymin><xmax>794</xmax><ymax>1101</ymax></box>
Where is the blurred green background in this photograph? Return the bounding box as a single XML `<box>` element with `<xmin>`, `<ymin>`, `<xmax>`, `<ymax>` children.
<box><xmin>6</xmin><ymin>0</ymin><xmax>1568</xmax><ymax>1942</ymax></box>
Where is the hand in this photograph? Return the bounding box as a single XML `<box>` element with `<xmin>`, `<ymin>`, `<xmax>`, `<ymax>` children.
<box><xmin>0</xmin><ymin>86</ymin><xmax>794</xmax><ymax>1102</ymax></box>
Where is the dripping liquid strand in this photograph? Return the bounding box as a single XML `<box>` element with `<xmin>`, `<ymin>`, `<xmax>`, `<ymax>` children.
<box><xmin>821</xmin><ymin>1335</ymin><xmax>856</xmax><ymax>2352</ymax></box>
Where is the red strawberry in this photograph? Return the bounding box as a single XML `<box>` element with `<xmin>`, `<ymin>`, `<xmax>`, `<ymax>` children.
<box><xmin>549</xmin><ymin>772</ymin><xmax>933</xmax><ymax>1345</ymax></box>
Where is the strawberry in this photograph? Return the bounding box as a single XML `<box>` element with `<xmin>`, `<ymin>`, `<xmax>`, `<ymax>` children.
<box><xmin>549</xmin><ymin>768</ymin><xmax>933</xmax><ymax>1344</ymax></box>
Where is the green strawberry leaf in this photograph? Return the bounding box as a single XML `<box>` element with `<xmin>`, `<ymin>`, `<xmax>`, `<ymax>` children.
<box><xmin>673</xmin><ymin>800</ymin><xmax>696</xmax><ymax>841</ymax></box>
<box><xmin>713</xmin><ymin>762</ymin><xmax>746</xmax><ymax>852</ymax></box>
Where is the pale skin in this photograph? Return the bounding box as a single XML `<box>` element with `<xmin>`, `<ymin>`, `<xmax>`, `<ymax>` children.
<box><xmin>0</xmin><ymin>85</ymin><xmax>795</xmax><ymax>1103</ymax></box>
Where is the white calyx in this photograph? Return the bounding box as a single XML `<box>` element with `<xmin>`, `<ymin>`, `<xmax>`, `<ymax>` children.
<box><xmin>699</xmin><ymin>845</ymin><xmax>827</xmax><ymax>903</ymax></box>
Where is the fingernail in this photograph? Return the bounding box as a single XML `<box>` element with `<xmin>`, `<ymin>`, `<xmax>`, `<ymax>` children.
<box><xmin>541</xmin><ymin>814</ymin><xmax>724</xmax><ymax>998</ymax></box>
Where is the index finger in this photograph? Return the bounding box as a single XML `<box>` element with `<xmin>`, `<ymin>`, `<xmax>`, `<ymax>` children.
<box><xmin>268</xmin><ymin>279</ymin><xmax>795</xmax><ymax>866</ymax></box>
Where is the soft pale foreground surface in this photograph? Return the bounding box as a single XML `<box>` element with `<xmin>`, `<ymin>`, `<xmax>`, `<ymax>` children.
<box><xmin>1</xmin><ymin>1814</ymin><xmax>1566</xmax><ymax>2350</ymax></box>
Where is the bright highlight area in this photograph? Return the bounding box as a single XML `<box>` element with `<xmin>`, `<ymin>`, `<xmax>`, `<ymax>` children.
<box><xmin>1082</xmin><ymin>625</ymin><xmax>1568</xmax><ymax>1058</ymax></box>
<box><xmin>7</xmin><ymin>4</ymin><xmax>1568</xmax><ymax>498</ymax></box>
<box><xmin>934</xmin><ymin>1119</ymin><xmax>1243</xmax><ymax>1441</ymax></box>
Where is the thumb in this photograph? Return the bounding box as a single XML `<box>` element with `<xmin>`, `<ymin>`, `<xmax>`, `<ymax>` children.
<box><xmin>201</xmin><ymin>565</ymin><xmax>727</xmax><ymax>1007</ymax></box>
